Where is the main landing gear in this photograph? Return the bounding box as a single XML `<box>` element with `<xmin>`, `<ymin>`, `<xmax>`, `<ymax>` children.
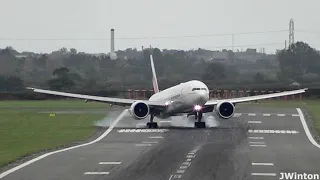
<box><xmin>147</xmin><ymin>114</ymin><xmax>158</xmax><ymax>128</ymax></box>
<box><xmin>194</xmin><ymin>111</ymin><xmax>206</xmax><ymax>128</ymax></box>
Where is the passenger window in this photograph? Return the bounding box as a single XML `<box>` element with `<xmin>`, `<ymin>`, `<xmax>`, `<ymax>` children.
<box><xmin>192</xmin><ymin>88</ymin><xmax>196</xmax><ymax>91</ymax></box>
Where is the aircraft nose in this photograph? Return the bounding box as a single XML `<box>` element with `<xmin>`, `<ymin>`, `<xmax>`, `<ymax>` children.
<box><xmin>197</xmin><ymin>90</ymin><xmax>209</xmax><ymax>103</ymax></box>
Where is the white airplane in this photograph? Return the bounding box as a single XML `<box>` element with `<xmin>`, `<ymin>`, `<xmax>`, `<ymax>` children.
<box><xmin>27</xmin><ymin>55</ymin><xmax>307</xmax><ymax>128</ymax></box>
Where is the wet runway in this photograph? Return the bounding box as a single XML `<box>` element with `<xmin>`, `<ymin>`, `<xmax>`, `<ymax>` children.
<box><xmin>1</xmin><ymin>107</ymin><xmax>320</xmax><ymax>180</ymax></box>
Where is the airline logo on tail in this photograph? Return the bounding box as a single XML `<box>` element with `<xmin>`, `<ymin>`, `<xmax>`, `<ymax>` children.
<box><xmin>150</xmin><ymin>55</ymin><xmax>159</xmax><ymax>93</ymax></box>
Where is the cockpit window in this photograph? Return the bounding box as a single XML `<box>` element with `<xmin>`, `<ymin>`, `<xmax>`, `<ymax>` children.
<box><xmin>192</xmin><ymin>88</ymin><xmax>206</xmax><ymax>91</ymax></box>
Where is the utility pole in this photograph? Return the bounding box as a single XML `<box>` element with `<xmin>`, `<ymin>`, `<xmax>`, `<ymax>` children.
<box><xmin>232</xmin><ymin>34</ymin><xmax>234</xmax><ymax>52</ymax></box>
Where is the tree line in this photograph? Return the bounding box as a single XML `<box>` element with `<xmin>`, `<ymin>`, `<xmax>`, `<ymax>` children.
<box><xmin>0</xmin><ymin>41</ymin><xmax>320</xmax><ymax>93</ymax></box>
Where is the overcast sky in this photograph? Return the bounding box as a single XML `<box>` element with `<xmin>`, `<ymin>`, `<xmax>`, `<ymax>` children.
<box><xmin>0</xmin><ymin>0</ymin><xmax>319</xmax><ymax>54</ymax></box>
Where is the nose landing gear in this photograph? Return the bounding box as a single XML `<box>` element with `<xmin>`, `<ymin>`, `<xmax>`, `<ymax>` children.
<box><xmin>194</xmin><ymin>111</ymin><xmax>206</xmax><ymax>128</ymax></box>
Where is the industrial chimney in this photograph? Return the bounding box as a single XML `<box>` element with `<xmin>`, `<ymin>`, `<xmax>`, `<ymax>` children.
<box><xmin>109</xmin><ymin>28</ymin><xmax>117</xmax><ymax>60</ymax></box>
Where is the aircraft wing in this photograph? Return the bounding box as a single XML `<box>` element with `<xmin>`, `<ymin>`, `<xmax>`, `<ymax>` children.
<box><xmin>204</xmin><ymin>88</ymin><xmax>308</xmax><ymax>106</ymax></box>
<box><xmin>26</xmin><ymin>87</ymin><xmax>166</xmax><ymax>107</ymax></box>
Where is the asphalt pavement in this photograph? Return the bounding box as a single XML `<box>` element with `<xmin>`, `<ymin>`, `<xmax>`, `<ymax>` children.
<box><xmin>1</xmin><ymin>106</ymin><xmax>320</xmax><ymax>180</ymax></box>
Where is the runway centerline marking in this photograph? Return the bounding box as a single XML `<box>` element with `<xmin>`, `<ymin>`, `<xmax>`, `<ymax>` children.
<box><xmin>297</xmin><ymin>108</ymin><xmax>320</xmax><ymax>149</ymax></box>
<box><xmin>251</xmin><ymin>173</ymin><xmax>276</xmax><ymax>176</ymax></box>
<box><xmin>99</xmin><ymin>162</ymin><xmax>121</xmax><ymax>165</ymax></box>
<box><xmin>248</xmin><ymin>113</ymin><xmax>256</xmax><ymax>116</ymax></box>
<box><xmin>252</xmin><ymin>163</ymin><xmax>274</xmax><ymax>166</ymax></box>
<box><xmin>0</xmin><ymin>109</ymin><xmax>127</xmax><ymax>179</ymax></box>
<box><xmin>173</xmin><ymin>175</ymin><xmax>182</xmax><ymax>178</ymax></box>
<box><xmin>84</xmin><ymin>172</ymin><xmax>110</xmax><ymax>175</ymax></box>
<box><xmin>278</xmin><ymin>114</ymin><xmax>285</xmax><ymax>116</ymax></box>
<box><xmin>171</xmin><ymin>147</ymin><xmax>200</xmax><ymax>179</ymax></box>
<box><xmin>182</xmin><ymin>162</ymin><xmax>191</xmax><ymax>166</ymax></box>
<box><xmin>179</xmin><ymin>166</ymin><xmax>188</xmax><ymax>169</ymax></box>
<box><xmin>186</xmin><ymin>155</ymin><xmax>195</xmax><ymax>158</ymax></box>
<box><xmin>263</xmin><ymin>114</ymin><xmax>270</xmax><ymax>116</ymax></box>
<box><xmin>177</xmin><ymin>170</ymin><xmax>185</xmax><ymax>173</ymax></box>
<box><xmin>248</xmin><ymin>121</ymin><xmax>261</xmax><ymax>124</ymax></box>
<box><xmin>248</xmin><ymin>137</ymin><xmax>264</xmax><ymax>139</ymax></box>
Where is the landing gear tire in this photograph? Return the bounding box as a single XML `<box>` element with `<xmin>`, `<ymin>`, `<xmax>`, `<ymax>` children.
<box><xmin>147</xmin><ymin>122</ymin><xmax>158</xmax><ymax>128</ymax></box>
<box><xmin>194</xmin><ymin>112</ymin><xmax>205</xmax><ymax>128</ymax></box>
<box><xmin>195</xmin><ymin>121</ymin><xmax>206</xmax><ymax>128</ymax></box>
<box><xmin>147</xmin><ymin>115</ymin><xmax>158</xmax><ymax>128</ymax></box>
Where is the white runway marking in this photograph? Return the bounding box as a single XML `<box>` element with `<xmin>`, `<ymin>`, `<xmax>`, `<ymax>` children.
<box><xmin>248</xmin><ymin>129</ymin><xmax>299</xmax><ymax>134</ymax></box>
<box><xmin>292</xmin><ymin>114</ymin><xmax>299</xmax><ymax>117</ymax></box>
<box><xmin>248</xmin><ymin>137</ymin><xmax>264</xmax><ymax>139</ymax></box>
<box><xmin>250</xmin><ymin>144</ymin><xmax>266</xmax><ymax>147</ymax></box>
<box><xmin>117</xmin><ymin>129</ymin><xmax>169</xmax><ymax>133</ymax></box>
<box><xmin>235</xmin><ymin>113</ymin><xmax>300</xmax><ymax>117</ymax></box>
<box><xmin>173</xmin><ymin>175</ymin><xmax>182</xmax><ymax>178</ymax></box>
<box><xmin>148</xmin><ymin>136</ymin><xmax>163</xmax><ymax>139</ymax></box>
<box><xmin>84</xmin><ymin>172</ymin><xmax>110</xmax><ymax>175</ymax></box>
<box><xmin>251</xmin><ymin>173</ymin><xmax>276</xmax><ymax>176</ymax></box>
<box><xmin>249</xmin><ymin>142</ymin><xmax>265</xmax><ymax>144</ymax></box>
<box><xmin>177</xmin><ymin>170</ymin><xmax>185</xmax><ymax>173</ymax></box>
<box><xmin>142</xmin><ymin>141</ymin><xmax>158</xmax><ymax>144</ymax></box>
<box><xmin>186</xmin><ymin>155</ymin><xmax>195</xmax><ymax>158</ymax></box>
<box><xmin>0</xmin><ymin>109</ymin><xmax>128</xmax><ymax>179</ymax></box>
<box><xmin>234</xmin><ymin>113</ymin><xmax>242</xmax><ymax>117</ymax></box>
<box><xmin>297</xmin><ymin>108</ymin><xmax>320</xmax><ymax>149</ymax></box>
<box><xmin>135</xmin><ymin>144</ymin><xmax>153</xmax><ymax>146</ymax></box>
<box><xmin>251</xmin><ymin>163</ymin><xmax>274</xmax><ymax>166</ymax></box>
<box><xmin>179</xmin><ymin>166</ymin><xmax>188</xmax><ymax>169</ymax></box>
<box><xmin>188</xmin><ymin>152</ymin><xmax>195</xmax><ymax>155</ymax></box>
<box><xmin>99</xmin><ymin>162</ymin><xmax>121</xmax><ymax>165</ymax></box>
<box><xmin>248</xmin><ymin>121</ymin><xmax>261</xmax><ymax>124</ymax></box>
<box><xmin>168</xmin><ymin>175</ymin><xmax>174</xmax><ymax>180</ymax></box>
<box><xmin>182</xmin><ymin>162</ymin><xmax>191</xmax><ymax>166</ymax></box>
<box><xmin>159</xmin><ymin>120</ymin><xmax>172</xmax><ymax>123</ymax></box>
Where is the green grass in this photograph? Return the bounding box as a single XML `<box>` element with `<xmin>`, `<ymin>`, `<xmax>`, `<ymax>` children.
<box><xmin>0</xmin><ymin>100</ymin><xmax>111</xmax><ymax>109</ymax></box>
<box><xmin>0</xmin><ymin>100</ymin><xmax>108</xmax><ymax>167</ymax></box>
<box><xmin>242</xmin><ymin>99</ymin><xmax>320</xmax><ymax>135</ymax></box>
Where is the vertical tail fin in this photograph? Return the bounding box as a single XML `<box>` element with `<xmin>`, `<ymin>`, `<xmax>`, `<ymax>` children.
<box><xmin>150</xmin><ymin>55</ymin><xmax>159</xmax><ymax>93</ymax></box>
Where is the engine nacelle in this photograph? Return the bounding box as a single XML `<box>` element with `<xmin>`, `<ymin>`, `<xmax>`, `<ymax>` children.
<box><xmin>215</xmin><ymin>101</ymin><xmax>235</xmax><ymax>119</ymax></box>
<box><xmin>129</xmin><ymin>101</ymin><xmax>150</xmax><ymax>120</ymax></box>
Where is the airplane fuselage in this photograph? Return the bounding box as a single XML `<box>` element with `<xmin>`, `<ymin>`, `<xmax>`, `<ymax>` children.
<box><xmin>148</xmin><ymin>80</ymin><xmax>210</xmax><ymax>119</ymax></box>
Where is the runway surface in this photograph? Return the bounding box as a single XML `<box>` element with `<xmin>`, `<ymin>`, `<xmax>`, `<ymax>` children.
<box><xmin>1</xmin><ymin>106</ymin><xmax>320</xmax><ymax>180</ymax></box>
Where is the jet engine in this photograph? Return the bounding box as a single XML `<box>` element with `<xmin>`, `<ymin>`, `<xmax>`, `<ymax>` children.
<box><xmin>129</xmin><ymin>101</ymin><xmax>150</xmax><ymax>120</ymax></box>
<box><xmin>215</xmin><ymin>101</ymin><xmax>235</xmax><ymax>119</ymax></box>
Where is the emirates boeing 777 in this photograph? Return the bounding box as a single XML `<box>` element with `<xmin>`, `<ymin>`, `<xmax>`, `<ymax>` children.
<box><xmin>27</xmin><ymin>55</ymin><xmax>307</xmax><ymax>128</ymax></box>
